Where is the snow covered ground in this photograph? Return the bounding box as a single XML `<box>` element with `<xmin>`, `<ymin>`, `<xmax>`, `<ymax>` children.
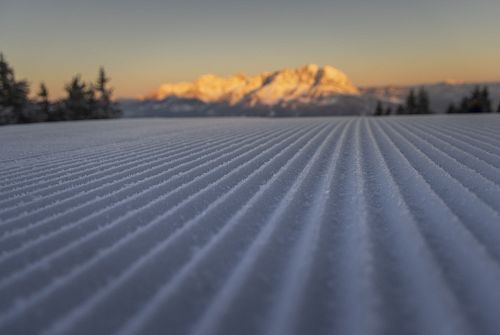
<box><xmin>1</xmin><ymin>115</ymin><xmax>500</xmax><ymax>335</ymax></box>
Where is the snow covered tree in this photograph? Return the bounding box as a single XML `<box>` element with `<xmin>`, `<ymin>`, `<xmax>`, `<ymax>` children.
<box><xmin>374</xmin><ymin>101</ymin><xmax>384</xmax><ymax>116</ymax></box>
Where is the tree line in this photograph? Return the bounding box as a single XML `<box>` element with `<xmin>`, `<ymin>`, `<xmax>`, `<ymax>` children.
<box><xmin>0</xmin><ymin>53</ymin><xmax>121</xmax><ymax>126</ymax></box>
<box><xmin>374</xmin><ymin>87</ymin><xmax>500</xmax><ymax>116</ymax></box>
<box><xmin>446</xmin><ymin>87</ymin><xmax>497</xmax><ymax>114</ymax></box>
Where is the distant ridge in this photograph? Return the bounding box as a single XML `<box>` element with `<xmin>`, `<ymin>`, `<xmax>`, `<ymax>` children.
<box><xmin>148</xmin><ymin>64</ymin><xmax>360</xmax><ymax>108</ymax></box>
<box><xmin>121</xmin><ymin>66</ymin><xmax>500</xmax><ymax>117</ymax></box>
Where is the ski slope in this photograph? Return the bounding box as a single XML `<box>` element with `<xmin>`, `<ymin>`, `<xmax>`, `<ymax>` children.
<box><xmin>1</xmin><ymin>115</ymin><xmax>500</xmax><ymax>335</ymax></box>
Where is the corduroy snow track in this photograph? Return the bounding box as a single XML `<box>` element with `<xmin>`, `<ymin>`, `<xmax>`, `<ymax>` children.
<box><xmin>1</xmin><ymin>115</ymin><xmax>500</xmax><ymax>335</ymax></box>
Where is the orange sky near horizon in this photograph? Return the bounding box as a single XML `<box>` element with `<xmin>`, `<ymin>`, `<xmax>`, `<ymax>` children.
<box><xmin>1</xmin><ymin>0</ymin><xmax>500</xmax><ymax>99</ymax></box>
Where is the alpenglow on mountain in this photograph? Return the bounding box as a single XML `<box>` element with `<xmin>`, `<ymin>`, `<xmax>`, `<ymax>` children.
<box><xmin>122</xmin><ymin>65</ymin><xmax>500</xmax><ymax>117</ymax></box>
<box><xmin>149</xmin><ymin>64</ymin><xmax>360</xmax><ymax>107</ymax></box>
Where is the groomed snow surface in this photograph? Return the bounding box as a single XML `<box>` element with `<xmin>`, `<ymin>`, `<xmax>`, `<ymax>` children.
<box><xmin>1</xmin><ymin>115</ymin><xmax>500</xmax><ymax>335</ymax></box>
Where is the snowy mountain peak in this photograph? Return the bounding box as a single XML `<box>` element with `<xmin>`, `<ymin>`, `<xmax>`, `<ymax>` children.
<box><xmin>149</xmin><ymin>64</ymin><xmax>359</xmax><ymax>106</ymax></box>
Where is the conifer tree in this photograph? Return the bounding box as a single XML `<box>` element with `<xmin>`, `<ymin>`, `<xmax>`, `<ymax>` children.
<box><xmin>447</xmin><ymin>103</ymin><xmax>457</xmax><ymax>114</ymax></box>
<box><xmin>406</xmin><ymin>89</ymin><xmax>418</xmax><ymax>114</ymax></box>
<box><xmin>469</xmin><ymin>87</ymin><xmax>483</xmax><ymax>113</ymax></box>
<box><xmin>95</xmin><ymin>67</ymin><xmax>121</xmax><ymax>118</ymax></box>
<box><xmin>385</xmin><ymin>107</ymin><xmax>393</xmax><ymax>116</ymax></box>
<box><xmin>396</xmin><ymin>105</ymin><xmax>405</xmax><ymax>115</ymax></box>
<box><xmin>374</xmin><ymin>101</ymin><xmax>384</xmax><ymax>116</ymax></box>
<box><xmin>37</xmin><ymin>82</ymin><xmax>50</xmax><ymax>120</ymax></box>
<box><xmin>64</xmin><ymin>76</ymin><xmax>89</xmax><ymax>120</ymax></box>
<box><xmin>417</xmin><ymin>88</ymin><xmax>431</xmax><ymax>114</ymax></box>
<box><xmin>86</xmin><ymin>83</ymin><xmax>98</xmax><ymax>118</ymax></box>
<box><xmin>0</xmin><ymin>53</ymin><xmax>11</xmax><ymax>108</ymax></box>
<box><xmin>458</xmin><ymin>86</ymin><xmax>492</xmax><ymax>113</ymax></box>
<box><xmin>459</xmin><ymin>96</ymin><xmax>469</xmax><ymax>114</ymax></box>
<box><xmin>480</xmin><ymin>87</ymin><xmax>492</xmax><ymax>113</ymax></box>
<box><xmin>0</xmin><ymin>53</ymin><xmax>29</xmax><ymax>123</ymax></box>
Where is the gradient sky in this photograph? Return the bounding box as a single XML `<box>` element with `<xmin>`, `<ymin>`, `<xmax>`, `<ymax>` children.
<box><xmin>1</xmin><ymin>0</ymin><xmax>499</xmax><ymax>98</ymax></box>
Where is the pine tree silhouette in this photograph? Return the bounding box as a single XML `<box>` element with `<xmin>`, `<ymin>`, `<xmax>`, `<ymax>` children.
<box><xmin>480</xmin><ymin>87</ymin><xmax>492</xmax><ymax>113</ymax></box>
<box><xmin>95</xmin><ymin>67</ymin><xmax>121</xmax><ymax>118</ymax></box>
<box><xmin>37</xmin><ymin>82</ymin><xmax>50</xmax><ymax>120</ymax></box>
<box><xmin>406</xmin><ymin>89</ymin><xmax>418</xmax><ymax>114</ymax></box>
<box><xmin>459</xmin><ymin>96</ymin><xmax>469</xmax><ymax>114</ymax></box>
<box><xmin>457</xmin><ymin>86</ymin><xmax>493</xmax><ymax>113</ymax></box>
<box><xmin>396</xmin><ymin>105</ymin><xmax>405</xmax><ymax>115</ymax></box>
<box><xmin>417</xmin><ymin>88</ymin><xmax>431</xmax><ymax>114</ymax></box>
<box><xmin>470</xmin><ymin>87</ymin><xmax>483</xmax><ymax>113</ymax></box>
<box><xmin>374</xmin><ymin>100</ymin><xmax>384</xmax><ymax>116</ymax></box>
<box><xmin>86</xmin><ymin>83</ymin><xmax>98</xmax><ymax>118</ymax></box>
<box><xmin>0</xmin><ymin>53</ymin><xmax>29</xmax><ymax>124</ymax></box>
<box><xmin>447</xmin><ymin>103</ymin><xmax>457</xmax><ymax>114</ymax></box>
<box><xmin>64</xmin><ymin>76</ymin><xmax>90</xmax><ymax>120</ymax></box>
<box><xmin>38</xmin><ymin>83</ymin><xmax>49</xmax><ymax>103</ymax></box>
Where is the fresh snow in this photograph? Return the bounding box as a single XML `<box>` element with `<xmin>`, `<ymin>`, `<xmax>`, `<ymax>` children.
<box><xmin>1</xmin><ymin>115</ymin><xmax>500</xmax><ymax>335</ymax></box>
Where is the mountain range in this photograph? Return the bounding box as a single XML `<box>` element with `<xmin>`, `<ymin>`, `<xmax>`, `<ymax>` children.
<box><xmin>121</xmin><ymin>65</ymin><xmax>500</xmax><ymax>117</ymax></box>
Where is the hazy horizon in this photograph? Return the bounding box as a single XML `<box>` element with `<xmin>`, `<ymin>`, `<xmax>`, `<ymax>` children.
<box><xmin>2</xmin><ymin>0</ymin><xmax>500</xmax><ymax>99</ymax></box>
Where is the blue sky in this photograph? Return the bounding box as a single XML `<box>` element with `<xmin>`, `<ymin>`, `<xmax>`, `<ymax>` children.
<box><xmin>1</xmin><ymin>0</ymin><xmax>499</xmax><ymax>97</ymax></box>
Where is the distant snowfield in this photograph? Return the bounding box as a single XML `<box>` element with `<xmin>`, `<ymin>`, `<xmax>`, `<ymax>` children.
<box><xmin>1</xmin><ymin>115</ymin><xmax>500</xmax><ymax>335</ymax></box>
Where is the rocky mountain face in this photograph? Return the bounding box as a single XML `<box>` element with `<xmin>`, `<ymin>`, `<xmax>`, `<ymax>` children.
<box><xmin>121</xmin><ymin>65</ymin><xmax>500</xmax><ymax>117</ymax></box>
<box><xmin>149</xmin><ymin>64</ymin><xmax>360</xmax><ymax>107</ymax></box>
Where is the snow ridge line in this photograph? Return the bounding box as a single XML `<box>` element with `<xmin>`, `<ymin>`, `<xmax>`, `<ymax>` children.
<box><xmin>0</xmin><ymin>125</ymin><xmax>288</xmax><ymax>254</ymax></box>
<box><xmin>399</xmin><ymin>121</ymin><xmax>500</xmax><ymax>187</ymax></box>
<box><xmin>385</xmin><ymin>121</ymin><xmax>500</xmax><ymax>230</ymax></box>
<box><xmin>117</xmin><ymin>122</ymin><xmax>345</xmax><ymax>335</ymax></box>
<box><xmin>0</xmin><ymin>125</ymin><xmax>271</xmax><ymax>222</ymax></box>
<box><xmin>380</xmin><ymin>121</ymin><xmax>500</xmax><ymax>223</ymax></box>
<box><xmin>0</xmin><ymin>128</ymin><xmax>240</xmax><ymax>207</ymax></box>
<box><xmin>0</xmin><ymin>126</ymin><xmax>280</xmax><ymax>261</ymax></box>
<box><xmin>0</xmin><ymin>121</ymin><xmax>235</xmax><ymax>173</ymax></box>
<box><xmin>0</xmin><ymin>134</ymin><xmax>194</xmax><ymax>189</ymax></box>
<box><xmin>0</xmin><ymin>122</ymin><xmax>322</xmax><ymax>331</ymax></box>
<box><xmin>1</xmin><ymin>117</ymin><xmax>500</xmax><ymax>335</ymax></box>
<box><xmin>363</xmin><ymin>120</ymin><xmax>471</xmax><ymax>335</ymax></box>
<box><xmin>0</xmin><ymin>127</ymin><xmax>237</xmax><ymax>197</ymax></box>
<box><xmin>372</xmin><ymin>120</ymin><xmax>500</xmax><ymax>335</ymax></box>
<box><xmin>0</xmin><ymin>125</ymin><xmax>201</xmax><ymax>177</ymax></box>
<box><xmin>45</xmin><ymin>121</ymin><xmax>342</xmax><ymax>335</ymax></box>
<box><xmin>262</xmin><ymin>120</ymin><xmax>353</xmax><ymax>335</ymax></box>
<box><xmin>0</xmin><ymin>123</ymin><xmax>306</xmax><ymax>283</ymax></box>
<box><xmin>411</xmin><ymin>120</ymin><xmax>500</xmax><ymax>164</ymax></box>
<box><xmin>190</xmin><ymin>121</ymin><xmax>355</xmax><ymax>335</ymax></box>
<box><xmin>0</xmin><ymin>121</ymin><xmax>274</xmax><ymax>184</ymax></box>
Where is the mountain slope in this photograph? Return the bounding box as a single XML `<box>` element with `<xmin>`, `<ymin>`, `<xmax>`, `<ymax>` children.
<box><xmin>150</xmin><ymin>64</ymin><xmax>360</xmax><ymax>107</ymax></box>
<box><xmin>121</xmin><ymin>65</ymin><xmax>500</xmax><ymax>117</ymax></box>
